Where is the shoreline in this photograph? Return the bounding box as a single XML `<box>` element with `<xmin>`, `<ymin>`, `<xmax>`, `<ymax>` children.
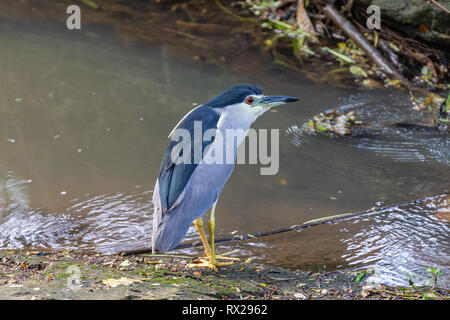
<box><xmin>0</xmin><ymin>249</ymin><xmax>447</xmax><ymax>300</ymax></box>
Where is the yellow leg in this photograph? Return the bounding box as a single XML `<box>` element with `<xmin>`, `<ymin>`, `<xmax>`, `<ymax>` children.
<box><xmin>194</xmin><ymin>218</ymin><xmax>211</xmax><ymax>257</ymax></box>
<box><xmin>208</xmin><ymin>203</ymin><xmax>238</xmax><ymax>267</ymax></box>
<box><xmin>208</xmin><ymin>203</ymin><xmax>218</xmax><ymax>266</ymax></box>
<box><xmin>186</xmin><ymin>202</ymin><xmax>239</xmax><ymax>271</ymax></box>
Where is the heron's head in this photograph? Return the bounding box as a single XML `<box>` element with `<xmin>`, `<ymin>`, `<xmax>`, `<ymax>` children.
<box><xmin>205</xmin><ymin>84</ymin><xmax>298</xmax><ymax>120</ymax></box>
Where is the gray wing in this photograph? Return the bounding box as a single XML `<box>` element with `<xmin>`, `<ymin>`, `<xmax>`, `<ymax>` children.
<box><xmin>157</xmin><ymin>105</ymin><xmax>220</xmax><ymax>213</ymax></box>
<box><xmin>152</xmin><ymin>105</ymin><xmax>220</xmax><ymax>252</ymax></box>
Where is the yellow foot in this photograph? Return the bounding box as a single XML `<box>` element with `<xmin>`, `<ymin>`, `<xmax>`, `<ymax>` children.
<box><xmin>186</xmin><ymin>257</ymin><xmax>236</xmax><ymax>271</ymax></box>
<box><xmin>215</xmin><ymin>249</ymin><xmax>241</xmax><ymax>261</ymax></box>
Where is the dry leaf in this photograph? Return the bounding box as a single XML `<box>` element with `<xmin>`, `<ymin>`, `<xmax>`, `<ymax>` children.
<box><xmin>419</xmin><ymin>24</ymin><xmax>428</xmax><ymax>33</ymax></box>
<box><xmin>119</xmin><ymin>259</ymin><xmax>131</xmax><ymax>267</ymax></box>
<box><xmin>102</xmin><ymin>277</ymin><xmax>142</xmax><ymax>288</ymax></box>
<box><xmin>296</xmin><ymin>0</ymin><xmax>316</xmax><ymax>35</ymax></box>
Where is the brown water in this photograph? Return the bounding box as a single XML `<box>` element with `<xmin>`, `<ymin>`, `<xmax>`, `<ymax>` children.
<box><xmin>0</xmin><ymin>18</ymin><xmax>449</xmax><ymax>287</ymax></box>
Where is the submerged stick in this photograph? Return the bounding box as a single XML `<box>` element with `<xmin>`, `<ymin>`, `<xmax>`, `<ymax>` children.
<box><xmin>120</xmin><ymin>193</ymin><xmax>447</xmax><ymax>256</ymax></box>
<box><xmin>322</xmin><ymin>4</ymin><xmax>410</xmax><ymax>88</ymax></box>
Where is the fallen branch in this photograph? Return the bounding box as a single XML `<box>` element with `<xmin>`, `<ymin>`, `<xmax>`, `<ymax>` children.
<box><xmin>120</xmin><ymin>193</ymin><xmax>447</xmax><ymax>256</ymax></box>
<box><xmin>429</xmin><ymin>0</ymin><xmax>450</xmax><ymax>15</ymax></box>
<box><xmin>322</xmin><ymin>4</ymin><xmax>411</xmax><ymax>88</ymax></box>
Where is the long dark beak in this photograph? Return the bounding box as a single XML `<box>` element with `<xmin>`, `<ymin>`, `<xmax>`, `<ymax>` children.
<box><xmin>260</xmin><ymin>95</ymin><xmax>299</xmax><ymax>107</ymax></box>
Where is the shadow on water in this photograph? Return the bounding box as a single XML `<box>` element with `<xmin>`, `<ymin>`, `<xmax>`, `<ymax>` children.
<box><xmin>0</xmin><ymin>18</ymin><xmax>448</xmax><ymax>287</ymax></box>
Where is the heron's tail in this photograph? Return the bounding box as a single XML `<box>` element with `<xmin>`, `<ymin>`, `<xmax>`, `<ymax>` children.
<box><xmin>151</xmin><ymin>180</ymin><xmax>162</xmax><ymax>254</ymax></box>
<box><xmin>151</xmin><ymin>179</ymin><xmax>193</xmax><ymax>252</ymax></box>
<box><xmin>151</xmin><ymin>209</ymin><xmax>161</xmax><ymax>253</ymax></box>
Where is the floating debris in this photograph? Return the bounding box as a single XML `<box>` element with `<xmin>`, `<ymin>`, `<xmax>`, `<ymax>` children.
<box><xmin>302</xmin><ymin>109</ymin><xmax>360</xmax><ymax>137</ymax></box>
<box><xmin>301</xmin><ymin>99</ymin><xmax>448</xmax><ymax>137</ymax></box>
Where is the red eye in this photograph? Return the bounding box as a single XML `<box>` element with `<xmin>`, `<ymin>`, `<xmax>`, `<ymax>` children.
<box><xmin>246</xmin><ymin>97</ymin><xmax>254</xmax><ymax>105</ymax></box>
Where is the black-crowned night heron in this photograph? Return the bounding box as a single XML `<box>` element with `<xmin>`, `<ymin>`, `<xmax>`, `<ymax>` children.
<box><xmin>152</xmin><ymin>84</ymin><xmax>298</xmax><ymax>270</ymax></box>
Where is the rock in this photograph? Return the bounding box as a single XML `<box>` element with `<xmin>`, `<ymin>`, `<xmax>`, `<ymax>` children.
<box><xmin>356</xmin><ymin>0</ymin><xmax>450</xmax><ymax>48</ymax></box>
<box><xmin>362</xmin><ymin>282</ymin><xmax>383</xmax><ymax>291</ymax></box>
<box><xmin>293</xmin><ymin>292</ymin><xmax>307</xmax><ymax>299</ymax></box>
<box><xmin>423</xmin><ymin>292</ymin><xmax>438</xmax><ymax>299</ymax></box>
<box><xmin>362</xmin><ymin>79</ymin><xmax>384</xmax><ymax>89</ymax></box>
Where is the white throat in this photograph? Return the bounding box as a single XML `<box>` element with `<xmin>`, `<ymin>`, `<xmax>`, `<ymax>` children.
<box><xmin>214</xmin><ymin>102</ymin><xmax>268</xmax><ymax>133</ymax></box>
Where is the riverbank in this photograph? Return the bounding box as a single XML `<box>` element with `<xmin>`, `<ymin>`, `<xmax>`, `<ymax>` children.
<box><xmin>0</xmin><ymin>250</ymin><xmax>447</xmax><ymax>300</ymax></box>
<box><xmin>1</xmin><ymin>0</ymin><xmax>447</xmax><ymax>116</ymax></box>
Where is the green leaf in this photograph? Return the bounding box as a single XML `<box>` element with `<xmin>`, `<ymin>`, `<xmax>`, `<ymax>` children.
<box><xmin>444</xmin><ymin>94</ymin><xmax>450</xmax><ymax>113</ymax></box>
<box><xmin>323</xmin><ymin>47</ymin><xmax>355</xmax><ymax>64</ymax></box>
<box><xmin>316</xmin><ymin>123</ymin><xmax>327</xmax><ymax>131</ymax></box>
<box><xmin>81</xmin><ymin>0</ymin><xmax>99</xmax><ymax>9</ymax></box>
<box><xmin>267</xmin><ymin>19</ymin><xmax>294</xmax><ymax>31</ymax></box>
<box><xmin>421</xmin><ymin>66</ymin><xmax>429</xmax><ymax>76</ymax></box>
<box><xmin>388</xmin><ymin>41</ymin><xmax>400</xmax><ymax>52</ymax></box>
<box><xmin>354</xmin><ymin>271</ymin><xmax>367</xmax><ymax>284</ymax></box>
<box><xmin>349</xmin><ymin>65</ymin><xmax>368</xmax><ymax>78</ymax></box>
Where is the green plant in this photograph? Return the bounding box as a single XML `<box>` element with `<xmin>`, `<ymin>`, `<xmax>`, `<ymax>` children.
<box><xmin>354</xmin><ymin>271</ymin><xmax>367</xmax><ymax>284</ymax></box>
<box><xmin>425</xmin><ymin>267</ymin><xmax>443</xmax><ymax>288</ymax></box>
<box><xmin>404</xmin><ymin>272</ymin><xmax>416</xmax><ymax>288</ymax></box>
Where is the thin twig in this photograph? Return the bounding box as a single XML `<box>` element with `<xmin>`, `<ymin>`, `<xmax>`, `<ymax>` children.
<box><xmin>162</xmin><ymin>28</ymin><xmax>214</xmax><ymax>44</ymax></box>
<box><xmin>140</xmin><ymin>253</ymin><xmax>194</xmax><ymax>259</ymax></box>
<box><xmin>214</xmin><ymin>0</ymin><xmax>258</xmax><ymax>24</ymax></box>
<box><xmin>120</xmin><ymin>193</ymin><xmax>447</xmax><ymax>256</ymax></box>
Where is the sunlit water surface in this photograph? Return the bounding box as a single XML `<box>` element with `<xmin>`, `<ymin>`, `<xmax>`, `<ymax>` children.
<box><xmin>0</xmin><ymin>19</ymin><xmax>448</xmax><ymax>287</ymax></box>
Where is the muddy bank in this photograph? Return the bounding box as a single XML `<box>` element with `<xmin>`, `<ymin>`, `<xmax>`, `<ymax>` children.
<box><xmin>0</xmin><ymin>250</ymin><xmax>448</xmax><ymax>300</ymax></box>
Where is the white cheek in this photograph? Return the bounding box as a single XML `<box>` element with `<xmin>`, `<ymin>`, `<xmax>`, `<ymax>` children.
<box><xmin>216</xmin><ymin>103</ymin><xmax>267</xmax><ymax>130</ymax></box>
